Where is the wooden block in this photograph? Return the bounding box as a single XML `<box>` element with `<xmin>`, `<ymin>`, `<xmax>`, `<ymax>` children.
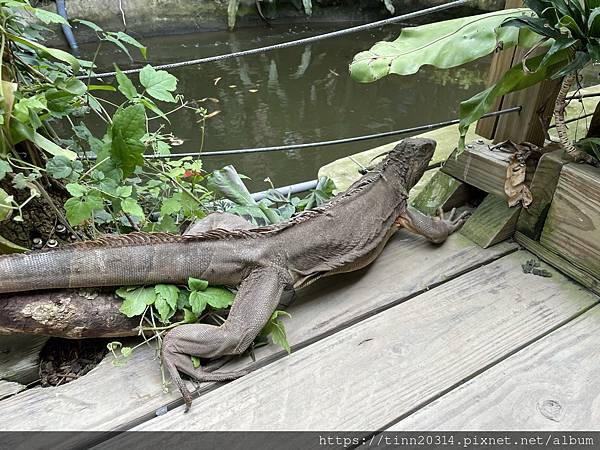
<box><xmin>122</xmin><ymin>251</ymin><xmax>598</xmax><ymax>431</ymax></box>
<box><xmin>460</xmin><ymin>194</ymin><xmax>521</xmax><ymax>248</ymax></box>
<box><xmin>515</xmin><ymin>232</ymin><xmax>600</xmax><ymax>296</ymax></box>
<box><xmin>540</xmin><ymin>164</ymin><xmax>600</xmax><ymax>280</ymax></box>
<box><xmin>0</xmin><ymin>335</ymin><xmax>48</xmax><ymax>384</ymax></box>
<box><xmin>393</xmin><ymin>305</ymin><xmax>600</xmax><ymax>430</ymax></box>
<box><xmin>410</xmin><ymin>170</ymin><xmax>469</xmax><ymax>216</ymax></box>
<box><xmin>442</xmin><ymin>141</ymin><xmax>535</xmax><ymax>200</ymax></box>
<box><xmin>517</xmin><ymin>150</ymin><xmax>566</xmax><ymax>240</ymax></box>
<box><xmin>0</xmin><ymin>234</ymin><xmax>518</xmax><ymax>435</ymax></box>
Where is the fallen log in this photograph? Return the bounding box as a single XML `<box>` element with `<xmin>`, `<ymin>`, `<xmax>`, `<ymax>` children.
<box><xmin>0</xmin><ymin>289</ymin><xmax>139</xmax><ymax>338</ymax></box>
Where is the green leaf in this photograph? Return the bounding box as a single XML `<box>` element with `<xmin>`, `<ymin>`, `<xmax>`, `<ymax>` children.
<box><xmin>227</xmin><ymin>205</ymin><xmax>271</xmax><ymax>227</ymax></box>
<box><xmin>458</xmin><ymin>49</ymin><xmax>570</xmax><ymax>150</ymax></box>
<box><xmin>110</xmin><ymin>104</ymin><xmax>146</xmax><ymax>177</ymax></box>
<box><xmin>550</xmin><ymin>51</ymin><xmax>590</xmax><ymax>79</ymax></box>
<box><xmin>350</xmin><ymin>9</ymin><xmax>535</xmax><ymax>82</ymax></box>
<box><xmin>154</xmin><ymin>294</ymin><xmax>174</xmax><ymax>323</ymax></box>
<box><xmin>117</xmin><ymin>286</ymin><xmax>156</xmax><ymax>317</ymax></box>
<box><xmin>33</xmin><ymin>131</ymin><xmax>77</xmax><ymax>160</ymax></box>
<box><xmin>260</xmin><ymin>310</ymin><xmax>292</xmax><ymax>354</ymax></box>
<box><xmin>188</xmin><ymin>277</ymin><xmax>209</xmax><ymax>291</ymax></box>
<box><xmin>33</xmin><ymin>8</ymin><xmax>69</xmax><ymax>25</ymax></box>
<box><xmin>0</xmin><ymin>160</ymin><xmax>13</xmax><ymax>181</ymax></box>
<box><xmin>0</xmin><ymin>187</ymin><xmax>13</xmax><ymax>221</ymax></box>
<box><xmin>160</xmin><ymin>196</ymin><xmax>181</xmax><ymax>215</ymax></box>
<box><xmin>64</xmin><ymin>195</ymin><xmax>103</xmax><ymax>226</ymax></box>
<box><xmin>104</xmin><ymin>33</ymin><xmax>132</xmax><ymax>60</ymax></box>
<box><xmin>121</xmin><ymin>197</ymin><xmax>145</xmax><ymax>220</ymax></box>
<box><xmin>155</xmin><ymin>284</ymin><xmax>180</xmax><ymax>309</ymax></box>
<box><xmin>183</xmin><ymin>307</ymin><xmax>197</xmax><ymax>324</ymax></box>
<box><xmin>189</xmin><ymin>290</ymin><xmax>208</xmax><ymax>315</ymax></box>
<box><xmin>203</xmin><ymin>287</ymin><xmax>235</xmax><ymax>309</ymax></box>
<box><xmin>65</xmin><ymin>182</ymin><xmax>88</xmax><ymax>198</ymax></box>
<box><xmin>75</xmin><ymin>19</ymin><xmax>103</xmax><ymax>32</ymax></box>
<box><xmin>589</xmin><ymin>7</ymin><xmax>600</xmax><ymax>37</ymax></box>
<box><xmin>115</xmin><ymin>66</ymin><xmax>138</xmax><ymax>100</ymax></box>
<box><xmin>191</xmin><ymin>355</ymin><xmax>201</xmax><ymax>368</ymax></box>
<box><xmin>227</xmin><ymin>0</ymin><xmax>240</xmax><ymax>29</ymax></box>
<box><xmin>115</xmin><ymin>32</ymin><xmax>147</xmax><ymax>59</ymax></box>
<box><xmin>57</xmin><ymin>78</ymin><xmax>87</xmax><ymax>96</ymax></box>
<box><xmin>46</xmin><ymin>155</ymin><xmax>82</xmax><ymax>180</ymax></box>
<box><xmin>207</xmin><ymin>165</ymin><xmax>256</xmax><ymax>206</ymax></box>
<box><xmin>115</xmin><ymin>185</ymin><xmax>132</xmax><ymax>197</ymax></box>
<box><xmin>120</xmin><ymin>346</ymin><xmax>133</xmax><ymax>357</ymax></box>
<box><xmin>7</xmin><ymin>32</ymin><xmax>80</xmax><ymax>72</ymax></box>
<box><xmin>139</xmin><ymin>65</ymin><xmax>177</xmax><ymax>103</ymax></box>
<box><xmin>88</xmin><ymin>84</ymin><xmax>117</xmax><ymax>92</ymax></box>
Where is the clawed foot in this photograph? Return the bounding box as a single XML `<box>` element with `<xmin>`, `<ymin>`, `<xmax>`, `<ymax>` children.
<box><xmin>435</xmin><ymin>207</ymin><xmax>470</xmax><ymax>234</ymax></box>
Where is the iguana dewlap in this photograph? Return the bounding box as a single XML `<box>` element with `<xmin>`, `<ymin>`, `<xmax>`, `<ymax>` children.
<box><xmin>0</xmin><ymin>137</ymin><xmax>467</xmax><ymax>410</ymax></box>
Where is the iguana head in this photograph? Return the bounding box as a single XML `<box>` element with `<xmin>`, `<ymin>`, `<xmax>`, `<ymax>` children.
<box><xmin>377</xmin><ymin>137</ymin><xmax>436</xmax><ymax>191</ymax></box>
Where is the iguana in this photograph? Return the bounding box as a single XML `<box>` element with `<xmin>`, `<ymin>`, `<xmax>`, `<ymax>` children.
<box><xmin>0</xmin><ymin>137</ymin><xmax>468</xmax><ymax>410</ymax></box>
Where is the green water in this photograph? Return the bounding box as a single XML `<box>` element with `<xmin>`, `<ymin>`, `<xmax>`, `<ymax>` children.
<box><xmin>81</xmin><ymin>23</ymin><xmax>490</xmax><ymax>191</ymax></box>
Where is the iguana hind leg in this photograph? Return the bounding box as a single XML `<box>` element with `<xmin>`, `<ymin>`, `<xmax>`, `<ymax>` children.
<box><xmin>396</xmin><ymin>206</ymin><xmax>469</xmax><ymax>244</ymax></box>
<box><xmin>161</xmin><ymin>267</ymin><xmax>285</xmax><ymax>411</ymax></box>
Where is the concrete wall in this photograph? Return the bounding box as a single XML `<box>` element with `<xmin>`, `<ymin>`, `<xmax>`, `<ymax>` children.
<box><xmin>45</xmin><ymin>0</ymin><xmax>504</xmax><ymax>45</ymax></box>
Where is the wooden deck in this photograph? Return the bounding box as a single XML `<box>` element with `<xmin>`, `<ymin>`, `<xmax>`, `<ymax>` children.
<box><xmin>1</xmin><ymin>230</ymin><xmax>599</xmax><ymax>442</ymax></box>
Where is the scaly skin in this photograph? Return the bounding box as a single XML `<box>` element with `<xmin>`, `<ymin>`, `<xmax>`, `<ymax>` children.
<box><xmin>0</xmin><ymin>137</ymin><xmax>469</xmax><ymax>409</ymax></box>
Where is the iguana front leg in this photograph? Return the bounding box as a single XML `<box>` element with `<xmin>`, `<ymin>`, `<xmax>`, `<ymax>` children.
<box><xmin>161</xmin><ymin>267</ymin><xmax>285</xmax><ymax>411</ymax></box>
<box><xmin>395</xmin><ymin>206</ymin><xmax>469</xmax><ymax>244</ymax></box>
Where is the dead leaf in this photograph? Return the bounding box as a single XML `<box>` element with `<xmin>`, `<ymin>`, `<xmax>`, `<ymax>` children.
<box><xmin>502</xmin><ymin>141</ymin><xmax>534</xmax><ymax>208</ymax></box>
<box><xmin>214</xmin><ymin>77</ymin><xmax>222</xmax><ymax>86</ymax></box>
<box><xmin>229</xmin><ymin>85</ymin><xmax>237</xmax><ymax>89</ymax></box>
<box><xmin>207</xmin><ymin>97</ymin><xmax>220</xmax><ymax>103</ymax></box>
<box><xmin>248</xmin><ymin>89</ymin><xmax>258</xmax><ymax>93</ymax></box>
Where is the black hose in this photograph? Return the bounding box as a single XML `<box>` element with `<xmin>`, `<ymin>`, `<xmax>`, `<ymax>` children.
<box><xmin>55</xmin><ymin>0</ymin><xmax>80</xmax><ymax>57</ymax></box>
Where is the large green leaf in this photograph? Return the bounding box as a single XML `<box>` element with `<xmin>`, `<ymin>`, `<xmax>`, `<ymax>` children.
<box><xmin>458</xmin><ymin>49</ymin><xmax>570</xmax><ymax>150</ymax></box>
<box><xmin>7</xmin><ymin>32</ymin><xmax>80</xmax><ymax>72</ymax></box>
<box><xmin>207</xmin><ymin>165</ymin><xmax>256</xmax><ymax>206</ymax></box>
<box><xmin>110</xmin><ymin>104</ymin><xmax>146</xmax><ymax>177</ymax></box>
<box><xmin>139</xmin><ymin>65</ymin><xmax>177</xmax><ymax>103</ymax></box>
<box><xmin>350</xmin><ymin>8</ymin><xmax>537</xmax><ymax>82</ymax></box>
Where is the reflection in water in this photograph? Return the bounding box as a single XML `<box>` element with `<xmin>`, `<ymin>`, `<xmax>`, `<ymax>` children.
<box><xmin>81</xmin><ymin>23</ymin><xmax>489</xmax><ymax>190</ymax></box>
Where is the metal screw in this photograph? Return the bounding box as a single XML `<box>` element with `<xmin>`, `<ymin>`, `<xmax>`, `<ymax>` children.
<box><xmin>47</xmin><ymin>239</ymin><xmax>58</xmax><ymax>248</ymax></box>
<box><xmin>32</xmin><ymin>238</ymin><xmax>43</xmax><ymax>249</ymax></box>
<box><xmin>476</xmin><ymin>139</ymin><xmax>485</xmax><ymax>145</ymax></box>
<box><xmin>56</xmin><ymin>224</ymin><xmax>67</xmax><ymax>235</ymax></box>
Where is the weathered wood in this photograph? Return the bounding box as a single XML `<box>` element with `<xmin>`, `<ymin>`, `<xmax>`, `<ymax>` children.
<box><xmin>516</xmin><ymin>150</ymin><xmax>565</xmax><ymax>240</ymax></box>
<box><xmin>475</xmin><ymin>0</ymin><xmax>522</xmax><ymax>139</ymax></box>
<box><xmin>393</xmin><ymin>304</ymin><xmax>600</xmax><ymax>430</ymax></box>
<box><xmin>410</xmin><ymin>170</ymin><xmax>470</xmax><ymax>216</ymax></box>
<box><xmin>516</xmin><ymin>232</ymin><xmax>600</xmax><ymax>296</ymax></box>
<box><xmin>0</xmin><ymin>380</ymin><xmax>24</xmax><ymax>400</ymax></box>
<box><xmin>0</xmin><ymin>335</ymin><xmax>47</xmax><ymax>384</ymax></box>
<box><xmin>0</xmin><ymin>289</ymin><xmax>138</xmax><ymax>338</ymax></box>
<box><xmin>460</xmin><ymin>194</ymin><xmax>520</xmax><ymax>248</ymax></box>
<box><xmin>0</xmin><ymin>233</ymin><xmax>517</xmax><ymax>434</ymax></box>
<box><xmin>123</xmin><ymin>251</ymin><xmax>598</xmax><ymax>431</ymax></box>
<box><xmin>540</xmin><ymin>163</ymin><xmax>600</xmax><ymax>279</ymax></box>
<box><xmin>442</xmin><ymin>141</ymin><xmax>534</xmax><ymax>200</ymax></box>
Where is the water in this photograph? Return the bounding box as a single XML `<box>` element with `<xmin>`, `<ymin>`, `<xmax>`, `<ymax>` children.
<box><xmin>80</xmin><ymin>23</ymin><xmax>490</xmax><ymax>191</ymax></box>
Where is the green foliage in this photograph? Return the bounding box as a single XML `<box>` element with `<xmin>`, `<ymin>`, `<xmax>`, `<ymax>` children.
<box><xmin>351</xmin><ymin>1</ymin><xmax>600</xmax><ymax>152</ymax></box>
<box><xmin>350</xmin><ymin>8</ymin><xmax>538</xmax><ymax>82</ymax></box>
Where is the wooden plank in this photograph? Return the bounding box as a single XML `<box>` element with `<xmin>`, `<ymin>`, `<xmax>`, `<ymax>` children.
<box><xmin>392</xmin><ymin>304</ymin><xmax>600</xmax><ymax>430</ymax></box>
<box><xmin>493</xmin><ymin>75</ymin><xmax>560</xmax><ymax>146</ymax></box>
<box><xmin>410</xmin><ymin>170</ymin><xmax>470</xmax><ymax>216</ymax></box>
<box><xmin>0</xmin><ymin>233</ymin><xmax>518</xmax><ymax>434</ymax></box>
<box><xmin>442</xmin><ymin>141</ymin><xmax>534</xmax><ymax>200</ymax></box>
<box><xmin>475</xmin><ymin>0</ymin><xmax>524</xmax><ymax>138</ymax></box>
<box><xmin>516</xmin><ymin>232</ymin><xmax>600</xmax><ymax>296</ymax></box>
<box><xmin>0</xmin><ymin>335</ymin><xmax>47</xmax><ymax>384</ymax></box>
<box><xmin>122</xmin><ymin>250</ymin><xmax>597</xmax><ymax>431</ymax></box>
<box><xmin>517</xmin><ymin>150</ymin><xmax>565</xmax><ymax>240</ymax></box>
<box><xmin>540</xmin><ymin>164</ymin><xmax>600</xmax><ymax>279</ymax></box>
<box><xmin>460</xmin><ymin>194</ymin><xmax>520</xmax><ymax>248</ymax></box>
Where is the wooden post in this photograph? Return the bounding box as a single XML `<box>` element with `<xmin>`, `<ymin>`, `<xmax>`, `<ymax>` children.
<box><xmin>475</xmin><ymin>0</ymin><xmax>560</xmax><ymax>146</ymax></box>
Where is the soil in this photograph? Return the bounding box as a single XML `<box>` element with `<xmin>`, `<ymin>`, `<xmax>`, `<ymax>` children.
<box><xmin>39</xmin><ymin>337</ymin><xmax>109</xmax><ymax>387</ymax></box>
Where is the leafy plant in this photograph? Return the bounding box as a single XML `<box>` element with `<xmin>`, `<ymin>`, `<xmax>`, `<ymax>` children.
<box><xmin>350</xmin><ymin>1</ymin><xmax>600</xmax><ymax>166</ymax></box>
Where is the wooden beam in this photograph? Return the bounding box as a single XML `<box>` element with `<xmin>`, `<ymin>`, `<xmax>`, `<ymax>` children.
<box><xmin>516</xmin><ymin>149</ymin><xmax>565</xmax><ymax>240</ymax></box>
<box><xmin>392</xmin><ymin>305</ymin><xmax>600</xmax><ymax>430</ymax></box>
<box><xmin>460</xmin><ymin>194</ymin><xmax>521</xmax><ymax>248</ymax></box>
<box><xmin>475</xmin><ymin>0</ymin><xmax>524</xmax><ymax>138</ymax></box>
<box><xmin>540</xmin><ymin>163</ymin><xmax>600</xmax><ymax>280</ymax></box>
<box><xmin>410</xmin><ymin>170</ymin><xmax>470</xmax><ymax>216</ymax></box>
<box><xmin>123</xmin><ymin>251</ymin><xmax>598</xmax><ymax>431</ymax></box>
<box><xmin>516</xmin><ymin>231</ymin><xmax>600</xmax><ymax>296</ymax></box>
<box><xmin>441</xmin><ymin>141</ymin><xmax>535</xmax><ymax>199</ymax></box>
